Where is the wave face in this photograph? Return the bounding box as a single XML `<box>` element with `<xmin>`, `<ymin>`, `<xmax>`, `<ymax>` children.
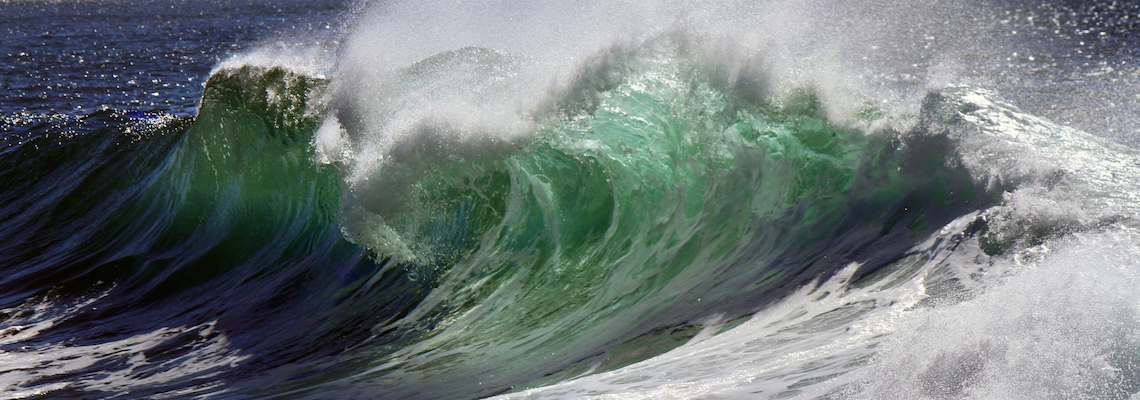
<box><xmin>4</xmin><ymin>1</ymin><xmax>1140</xmax><ymax>399</ymax></box>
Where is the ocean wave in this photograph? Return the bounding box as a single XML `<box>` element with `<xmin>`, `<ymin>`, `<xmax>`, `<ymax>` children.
<box><xmin>5</xmin><ymin>1</ymin><xmax>1140</xmax><ymax>398</ymax></box>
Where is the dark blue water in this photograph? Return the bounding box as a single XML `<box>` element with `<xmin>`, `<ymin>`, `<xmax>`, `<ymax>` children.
<box><xmin>1</xmin><ymin>0</ymin><xmax>349</xmax><ymax>116</ymax></box>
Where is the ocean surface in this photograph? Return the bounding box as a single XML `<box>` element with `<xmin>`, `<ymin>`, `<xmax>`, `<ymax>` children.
<box><xmin>2</xmin><ymin>0</ymin><xmax>1140</xmax><ymax>399</ymax></box>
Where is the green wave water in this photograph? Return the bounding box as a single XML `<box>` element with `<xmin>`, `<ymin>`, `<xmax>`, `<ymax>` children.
<box><xmin>226</xmin><ymin>41</ymin><xmax>993</xmax><ymax>397</ymax></box>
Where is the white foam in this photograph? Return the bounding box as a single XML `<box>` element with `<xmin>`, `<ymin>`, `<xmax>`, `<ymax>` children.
<box><xmin>491</xmin><ymin>212</ymin><xmax>1140</xmax><ymax>400</ymax></box>
<box><xmin>847</xmin><ymin>224</ymin><xmax>1140</xmax><ymax>400</ymax></box>
<box><xmin>0</xmin><ymin>320</ymin><xmax>247</xmax><ymax>399</ymax></box>
<box><xmin>490</xmin><ymin>213</ymin><xmax>961</xmax><ymax>399</ymax></box>
<box><xmin>0</xmin><ymin>292</ymin><xmax>249</xmax><ymax>398</ymax></box>
<box><xmin>313</xmin><ymin>115</ymin><xmax>349</xmax><ymax>165</ymax></box>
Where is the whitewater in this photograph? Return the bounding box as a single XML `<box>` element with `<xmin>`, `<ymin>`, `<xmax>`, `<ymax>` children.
<box><xmin>2</xmin><ymin>0</ymin><xmax>1140</xmax><ymax>399</ymax></box>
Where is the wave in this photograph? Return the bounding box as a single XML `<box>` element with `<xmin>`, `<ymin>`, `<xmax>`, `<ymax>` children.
<box><xmin>300</xmin><ymin>40</ymin><xmax>995</xmax><ymax>398</ymax></box>
<box><xmin>4</xmin><ymin>8</ymin><xmax>1140</xmax><ymax>400</ymax></box>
